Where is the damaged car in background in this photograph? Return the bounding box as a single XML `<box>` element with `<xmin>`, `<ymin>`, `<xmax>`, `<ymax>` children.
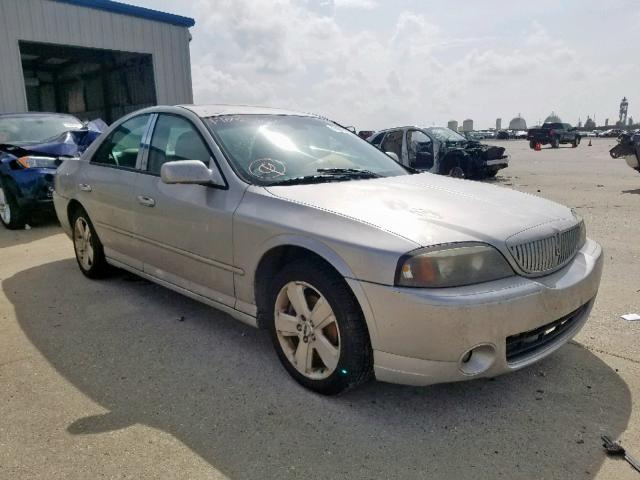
<box><xmin>610</xmin><ymin>131</ymin><xmax>640</xmax><ymax>173</ymax></box>
<box><xmin>54</xmin><ymin>104</ymin><xmax>602</xmax><ymax>395</ymax></box>
<box><xmin>0</xmin><ymin>113</ymin><xmax>106</xmax><ymax>229</ymax></box>
<box><xmin>368</xmin><ymin>126</ymin><xmax>509</xmax><ymax>179</ymax></box>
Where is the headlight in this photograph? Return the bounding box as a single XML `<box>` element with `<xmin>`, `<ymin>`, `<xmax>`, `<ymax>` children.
<box><xmin>17</xmin><ymin>156</ymin><xmax>61</xmax><ymax>169</ymax></box>
<box><xmin>395</xmin><ymin>243</ymin><xmax>514</xmax><ymax>288</ymax></box>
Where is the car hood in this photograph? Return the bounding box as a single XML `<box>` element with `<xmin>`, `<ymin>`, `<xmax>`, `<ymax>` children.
<box><xmin>265</xmin><ymin>173</ymin><xmax>575</xmax><ymax>247</ymax></box>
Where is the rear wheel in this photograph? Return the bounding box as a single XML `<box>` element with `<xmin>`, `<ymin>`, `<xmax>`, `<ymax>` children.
<box><xmin>449</xmin><ymin>165</ymin><xmax>466</xmax><ymax>178</ymax></box>
<box><xmin>572</xmin><ymin>137</ymin><xmax>580</xmax><ymax>148</ymax></box>
<box><xmin>551</xmin><ymin>138</ymin><xmax>560</xmax><ymax>148</ymax></box>
<box><xmin>0</xmin><ymin>184</ymin><xmax>26</xmax><ymax>230</ymax></box>
<box><xmin>71</xmin><ymin>208</ymin><xmax>109</xmax><ymax>278</ymax></box>
<box><xmin>267</xmin><ymin>259</ymin><xmax>372</xmax><ymax>395</ymax></box>
<box><xmin>529</xmin><ymin>140</ymin><xmax>537</xmax><ymax>149</ymax></box>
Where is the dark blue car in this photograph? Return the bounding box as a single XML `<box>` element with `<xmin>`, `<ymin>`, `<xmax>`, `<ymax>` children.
<box><xmin>0</xmin><ymin>113</ymin><xmax>104</xmax><ymax>229</ymax></box>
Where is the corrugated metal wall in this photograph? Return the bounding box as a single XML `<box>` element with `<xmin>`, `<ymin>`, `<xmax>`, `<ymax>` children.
<box><xmin>0</xmin><ymin>0</ymin><xmax>193</xmax><ymax>114</ymax></box>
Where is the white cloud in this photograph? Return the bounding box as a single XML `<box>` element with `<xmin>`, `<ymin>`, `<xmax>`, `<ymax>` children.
<box><xmin>333</xmin><ymin>0</ymin><xmax>378</xmax><ymax>9</ymax></box>
<box><xmin>143</xmin><ymin>0</ymin><xmax>639</xmax><ymax>129</ymax></box>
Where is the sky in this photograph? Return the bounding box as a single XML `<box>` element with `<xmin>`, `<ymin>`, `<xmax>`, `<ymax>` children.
<box><xmin>139</xmin><ymin>0</ymin><xmax>639</xmax><ymax>130</ymax></box>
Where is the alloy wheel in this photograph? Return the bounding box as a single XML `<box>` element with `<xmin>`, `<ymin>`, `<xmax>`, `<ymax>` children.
<box><xmin>0</xmin><ymin>187</ymin><xmax>10</xmax><ymax>224</ymax></box>
<box><xmin>74</xmin><ymin>217</ymin><xmax>94</xmax><ymax>271</ymax></box>
<box><xmin>274</xmin><ymin>281</ymin><xmax>341</xmax><ymax>380</ymax></box>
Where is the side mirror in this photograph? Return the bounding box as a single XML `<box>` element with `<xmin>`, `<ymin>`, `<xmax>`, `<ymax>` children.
<box><xmin>385</xmin><ymin>151</ymin><xmax>400</xmax><ymax>162</ymax></box>
<box><xmin>160</xmin><ymin>160</ymin><xmax>225</xmax><ymax>187</ymax></box>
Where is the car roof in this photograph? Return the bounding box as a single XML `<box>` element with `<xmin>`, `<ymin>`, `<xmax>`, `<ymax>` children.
<box><xmin>178</xmin><ymin>104</ymin><xmax>317</xmax><ymax>118</ymax></box>
<box><xmin>373</xmin><ymin>126</ymin><xmax>425</xmax><ymax>134</ymax></box>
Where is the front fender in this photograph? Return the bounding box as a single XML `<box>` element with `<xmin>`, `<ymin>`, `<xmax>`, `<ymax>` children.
<box><xmin>245</xmin><ymin>233</ymin><xmax>381</xmax><ymax>348</ymax></box>
<box><xmin>253</xmin><ymin>233</ymin><xmax>357</xmax><ymax>280</ymax></box>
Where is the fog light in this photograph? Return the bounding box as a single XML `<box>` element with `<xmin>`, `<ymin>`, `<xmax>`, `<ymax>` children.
<box><xmin>458</xmin><ymin>344</ymin><xmax>496</xmax><ymax>376</ymax></box>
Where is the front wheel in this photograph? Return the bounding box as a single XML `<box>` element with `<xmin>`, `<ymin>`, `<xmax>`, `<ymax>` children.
<box><xmin>572</xmin><ymin>137</ymin><xmax>580</xmax><ymax>148</ymax></box>
<box><xmin>0</xmin><ymin>184</ymin><xmax>26</xmax><ymax>230</ymax></box>
<box><xmin>529</xmin><ymin>140</ymin><xmax>537</xmax><ymax>149</ymax></box>
<box><xmin>267</xmin><ymin>259</ymin><xmax>372</xmax><ymax>395</ymax></box>
<box><xmin>551</xmin><ymin>138</ymin><xmax>560</xmax><ymax>148</ymax></box>
<box><xmin>72</xmin><ymin>208</ymin><xmax>109</xmax><ymax>278</ymax></box>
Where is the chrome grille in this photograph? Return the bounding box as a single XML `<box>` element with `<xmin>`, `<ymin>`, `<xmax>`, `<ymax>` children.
<box><xmin>508</xmin><ymin>224</ymin><xmax>582</xmax><ymax>275</ymax></box>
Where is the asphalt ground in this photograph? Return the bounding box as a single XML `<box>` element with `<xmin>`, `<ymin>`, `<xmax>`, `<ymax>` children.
<box><xmin>1</xmin><ymin>137</ymin><xmax>639</xmax><ymax>479</ymax></box>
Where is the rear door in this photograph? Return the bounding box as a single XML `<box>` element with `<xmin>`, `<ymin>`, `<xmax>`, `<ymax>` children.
<box><xmin>78</xmin><ymin>114</ymin><xmax>152</xmax><ymax>269</ymax></box>
<box><xmin>132</xmin><ymin>113</ymin><xmax>241</xmax><ymax>307</ymax></box>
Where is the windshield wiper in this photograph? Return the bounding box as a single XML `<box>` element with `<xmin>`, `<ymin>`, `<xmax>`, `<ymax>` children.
<box><xmin>268</xmin><ymin>173</ymin><xmax>355</xmax><ymax>186</ymax></box>
<box><xmin>268</xmin><ymin>169</ymin><xmax>380</xmax><ymax>186</ymax></box>
<box><xmin>316</xmin><ymin>168</ymin><xmax>380</xmax><ymax>178</ymax></box>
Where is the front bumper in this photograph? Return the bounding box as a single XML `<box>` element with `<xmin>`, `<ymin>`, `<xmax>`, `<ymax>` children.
<box><xmin>10</xmin><ymin>168</ymin><xmax>56</xmax><ymax>210</ymax></box>
<box><xmin>355</xmin><ymin>238</ymin><xmax>603</xmax><ymax>386</ymax></box>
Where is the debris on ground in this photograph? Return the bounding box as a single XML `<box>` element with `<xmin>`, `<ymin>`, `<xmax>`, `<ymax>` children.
<box><xmin>177</xmin><ymin>316</ymin><xmax>185</xmax><ymax>322</ymax></box>
<box><xmin>24</xmin><ymin>224</ymin><xmax>31</xmax><ymax>230</ymax></box>
<box><xmin>602</xmin><ymin>435</ymin><xmax>640</xmax><ymax>474</ymax></box>
<box><xmin>621</xmin><ymin>314</ymin><xmax>640</xmax><ymax>321</ymax></box>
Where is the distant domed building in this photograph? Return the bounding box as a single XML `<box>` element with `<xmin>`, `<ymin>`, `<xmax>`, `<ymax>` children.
<box><xmin>462</xmin><ymin>119</ymin><xmax>473</xmax><ymax>132</ymax></box>
<box><xmin>447</xmin><ymin>120</ymin><xmax>458</xmax><ymax>132</ymax></box>
<box><xmin>544</xmin><ymin>112</ymin><xmax>562</xmax><ymax>123</ymax></box>
<box><xmin>508</xmin><ymin>114</ymin><xmax>527</xmax><ymax>130</ymax></box>
<box><xmin>584</xmin><ymin>117</ymin><xmax>596</xmax><ymax>129</ymax></box>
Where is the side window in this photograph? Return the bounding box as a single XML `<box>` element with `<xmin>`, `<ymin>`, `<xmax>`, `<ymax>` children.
<box><xmin>92</xmin><ymin>114</ymin><xmax>150</xmax><ymax>168</ymax></box>
<box><xmin>370</xmin><ymin>132</ymin><xmax>385</xmax><ymax>147</ymax></box>
<box><xmin>380</xmin><ymin>130</ymin><xmax>403</xmax><ymax>160</ymax></box>
<box><xmin>406</xmin><ymin>130</ymin><xmax>433</xmax><ymax>169</ymax></box>
<box><xmin>147</xmin><ymin>115</ymin><xmax>211</xmax><ymax>175</ymax></box>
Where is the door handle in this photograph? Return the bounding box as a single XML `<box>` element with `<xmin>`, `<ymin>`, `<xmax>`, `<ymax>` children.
<box><xmin>78</xmin><ymin>183</ymin><xmax>92</xmax><ymax>192</ymax></box>
<box><xmin>137</xmin><ymin>195</ymin><xmax>156</xmax><ymax>207</ymax></box>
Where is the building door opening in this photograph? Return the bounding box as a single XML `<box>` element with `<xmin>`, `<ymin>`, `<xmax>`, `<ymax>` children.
<box><xmin>20</xmin><ymin>41</ymin><xmax>157</xmax><ymax>124</ymax></box>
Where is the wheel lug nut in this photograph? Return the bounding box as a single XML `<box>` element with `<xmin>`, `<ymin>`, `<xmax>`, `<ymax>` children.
<box><xmin>303</xmin><ymin>336</ymin><xmax>308</xmax><ymax>343</ymax></box>
<box><xmin>296</xmin><ymin>324</ymin><xmax>302</xmax><ymax>331</ymax></box>
<box><xmin>311</xmin><ymin>335</ymin><xmax>316</xmax><ymax>342</ymax></box>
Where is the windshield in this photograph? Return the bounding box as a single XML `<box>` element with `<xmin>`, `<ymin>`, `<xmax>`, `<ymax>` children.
<box><xmin>205</xmin><ymin>115</ymin><xmax>408</xmax><ymax>185</ymax></box>
<box><xmin>0</xmin><ymin>114</ymin><xmax>83</xmax><ymax>144</ymax></box>
<box><xmin>425</xmin><ymin>127</ymin><xmax>467</xmax><ymax>143</ymax></box>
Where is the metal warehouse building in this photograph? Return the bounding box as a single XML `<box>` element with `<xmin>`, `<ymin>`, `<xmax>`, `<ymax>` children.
<box><xmin>0</xmin><ymin>0</ymin><xmax>194</xmax><ymax>123</ymax></box>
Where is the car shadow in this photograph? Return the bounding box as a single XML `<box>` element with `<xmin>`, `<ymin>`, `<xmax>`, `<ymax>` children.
<box><xmin>0</xmin><ymin>215</ymin><xmax>61</xmax><ymax>248</ymax></box>
<box><xmin>6</xmin><ymin>259</ymin><xmax>631</xmax><ymax>480</ymax></box>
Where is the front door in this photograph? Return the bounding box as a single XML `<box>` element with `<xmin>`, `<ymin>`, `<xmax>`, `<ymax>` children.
<box><xmin>132</xmin><ymin>113</ymin><xmax>240</xmax><ymax>307</ymax></box>
<box><xmin>406</xmin><ymin>129</ymin><xmax>434</xmax><ymax>170</ymax></box>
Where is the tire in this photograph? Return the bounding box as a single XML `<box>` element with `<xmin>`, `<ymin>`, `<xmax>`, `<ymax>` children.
<box><xmin>572</xmin><ymin>137</ymin><xmax>580</xmax><ymax>148</ymax></box>
<box><xmin>0</xmin><ymin>183</ymin><xmax>26</xmax><ymax>230</ymax></box>
<box><xmin>71</xmin><ymin>208</ymin><xmax>110</xmax><ymax>278</ymax></box>
<box><xmin>267</xmin><ymin>259</ymin><xmax>373</xmax><ymax>395</ymax></box>
<box><xmin>449</xmin><ymin>165</ymin><xmax>466</xmax><ymax>179</ymax></box>
<box><xmin>529</xmin><ymin>140</ymin><xmax>537</xmax><ymax>149</ymax></box>
<box><xmin>551</xmin><ymin>138</ymin><xmax>560</xmax><ymax>148</ymax></box>
<box><xmin>485</xmin><ymin>169</ymin><xmax>499</xmax><ymax>178</ymax></box>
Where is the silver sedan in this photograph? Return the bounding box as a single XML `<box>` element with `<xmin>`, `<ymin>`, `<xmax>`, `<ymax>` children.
<box><xmin>54</xmin><ymin>105</ymin><xmax>603</xmax><ymax>394</ymax></box>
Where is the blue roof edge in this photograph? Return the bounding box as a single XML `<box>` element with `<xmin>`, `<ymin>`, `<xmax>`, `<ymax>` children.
<box><xmin>52</xmin><ymin>0</ymin><xmax>195</xmax><ymax>27</ymax></box>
